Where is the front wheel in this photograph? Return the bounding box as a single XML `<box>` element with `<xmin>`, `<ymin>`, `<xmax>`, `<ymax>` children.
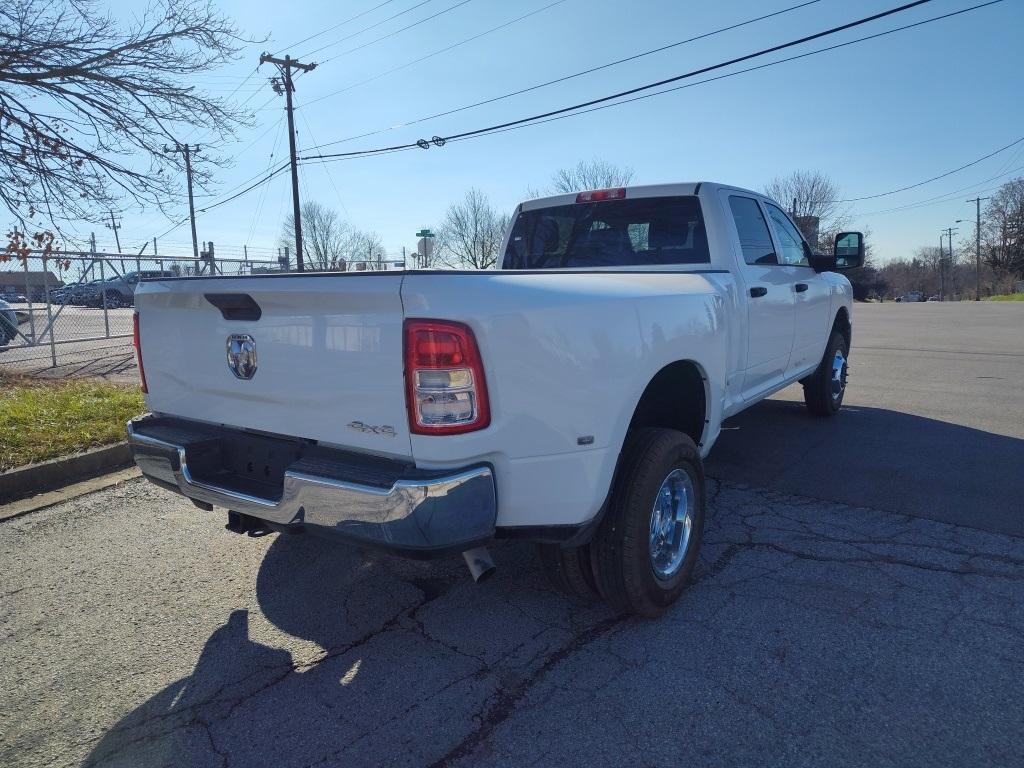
<box><xmin>803</xmin><ymin>331</ymin><xmax>849</xmax><ymax>417</ymax></box>
<box><xmin>590</xmin><ymin>428</ymin><xmax>705</xmax><ymax>618</ymax></box>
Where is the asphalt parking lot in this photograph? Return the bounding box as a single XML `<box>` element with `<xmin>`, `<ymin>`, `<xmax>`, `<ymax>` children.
<box><xmin>2</xmin><ymin>302</ymin><xmax>1022</xmax><ymax>768</ymax></box>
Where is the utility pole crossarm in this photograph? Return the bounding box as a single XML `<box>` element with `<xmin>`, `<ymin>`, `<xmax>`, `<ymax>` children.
<box><xmin>259</xmin><ymin>53</ymin><xmax>317</xmax><ymax>72</ymax></box>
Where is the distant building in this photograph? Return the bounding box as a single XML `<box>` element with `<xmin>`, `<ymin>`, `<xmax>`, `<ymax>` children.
<box><xmin>794</xmin><ymin>215</ymin><xmax>821</xmax><ymax>250</ymax></box>
<box><xmin>0</xmin><ymin>270</ymin><xmax>64</xmax><ymax>301</ymax></box>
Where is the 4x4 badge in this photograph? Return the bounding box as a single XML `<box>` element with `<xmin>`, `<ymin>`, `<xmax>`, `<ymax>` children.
<box><xmin>347</xmin><ymin>421</ymin><xmax>396</xmax><ymax>437</ymax></box>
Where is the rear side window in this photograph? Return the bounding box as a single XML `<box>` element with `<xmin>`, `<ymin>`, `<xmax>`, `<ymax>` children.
<box><xmin>728</xmin><ymin>195</ymin><xmax>776</xmax><ymax>265</ymax></box>
<box><xmin>502</xmin><ymin>196</ymin><xmax>709</xmax><ymax>269</ymax></box>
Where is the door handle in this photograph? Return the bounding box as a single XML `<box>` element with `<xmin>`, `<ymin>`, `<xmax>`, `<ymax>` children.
<box><xmin>795</xmin><ymin>283</ymin><xmax>809</xmax><ymax>293</ymax></box>
<box><xmin>749</xmin><ymin>286</ymin><xmax>767</xmax><ymax>298</ymax></box>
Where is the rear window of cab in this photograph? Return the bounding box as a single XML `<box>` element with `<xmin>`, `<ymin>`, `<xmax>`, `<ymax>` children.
<box><xmin>502</xmin><ymin>196</ymin><xmax>710</xmax><ymax>269</ymax></box>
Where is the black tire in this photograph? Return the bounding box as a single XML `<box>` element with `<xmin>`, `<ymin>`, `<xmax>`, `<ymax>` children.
<box><xmin>590</xmin><ymin>428</ymin><xmax>705</xmax><ymax>618</ymax></box>
<box><xmin>803</xmin><ymin>330</ymin><xmax>849</xmax><ymax>417</ymax></box>
<box><xmin>536</xmin><ymin>542</ymin><xmax>601</xmax><ymax>604</ymax></box>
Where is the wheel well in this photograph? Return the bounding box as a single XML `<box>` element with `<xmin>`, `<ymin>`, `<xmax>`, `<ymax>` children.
<box><xmin>628</xmin><ymin>361</ymin><xmax>707</xmax><ymax>447</ymax></box>
<box><xmin>833</xmin><ymin>307</ymin><xmax>851</xmax><ymax>348</ymax></box>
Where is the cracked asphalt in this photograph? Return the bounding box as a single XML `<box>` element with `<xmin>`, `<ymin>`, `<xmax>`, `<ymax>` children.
<box><xmin>1</xmin><ymin>302</ymin><xmax>1022</xmax><ymax>767</ymax></box>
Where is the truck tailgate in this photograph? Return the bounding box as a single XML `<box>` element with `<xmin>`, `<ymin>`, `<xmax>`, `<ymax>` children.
<box><xmin>135</xmin><ymin>275</ymin><xmax>412</xmax><ymax>459</ymax></box>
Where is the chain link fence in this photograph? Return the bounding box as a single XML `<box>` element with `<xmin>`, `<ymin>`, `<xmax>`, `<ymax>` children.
<box><xmin>1</xmin><ymin>249</ymin><xmax>281</xmax><ymax>377</ymax></box>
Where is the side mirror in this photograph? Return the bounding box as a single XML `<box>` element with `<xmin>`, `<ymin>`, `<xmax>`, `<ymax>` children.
<box><xmin>833</xmin><ymin>232</ymin><xmax>865</xmax><ymax>269</ymax></box>
<box><xmin>808</xmin><ymin>232</ymin><xmax>865</xmax><ymax>272</ymax></box>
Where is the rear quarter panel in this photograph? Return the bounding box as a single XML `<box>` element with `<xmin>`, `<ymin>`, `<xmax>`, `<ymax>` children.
<box><xmin>402</xmin><ymin>271</ymin><xmax>732</xmax><ymax>527</ymax></box>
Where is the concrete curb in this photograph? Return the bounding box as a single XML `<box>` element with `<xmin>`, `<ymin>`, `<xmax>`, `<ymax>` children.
<box><xmin>0</xmin><ymin>443</ymin><xmax>134</xmax><ymax>505</ymax></box>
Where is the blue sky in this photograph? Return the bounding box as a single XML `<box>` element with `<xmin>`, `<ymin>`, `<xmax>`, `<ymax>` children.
<box><xmin>101</xmin><ymin>0</ymin><xmax>1024</xmax><ymax>264</ymax></box>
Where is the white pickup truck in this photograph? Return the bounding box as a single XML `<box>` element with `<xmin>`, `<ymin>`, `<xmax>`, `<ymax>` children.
<box><xmin>128</xmin><ymin>182</ymin><xmax>862</xmax><ymax>616</ymax></box>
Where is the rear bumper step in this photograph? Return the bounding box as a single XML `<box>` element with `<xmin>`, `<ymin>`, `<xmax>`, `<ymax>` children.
<box><xmin>127</xmin><ymin>415</ymin><xmax>496</xmax><ymax>557</ymax></box>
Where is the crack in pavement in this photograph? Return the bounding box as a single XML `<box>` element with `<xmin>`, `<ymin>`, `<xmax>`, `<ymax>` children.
<box><xmin>424</xmin><ymin>614</ymin><xmax>626</xmax><ymax>768</ymax></box>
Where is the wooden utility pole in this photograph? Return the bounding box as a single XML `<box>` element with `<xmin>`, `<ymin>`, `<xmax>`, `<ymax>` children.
<box><xmin>941</xmin><ymin>226</ymin><xmax>959</xmax><ymax>301</ymax></box>
<box><xmin>107</xmin><ymin>211</ymin><xmax>122</xmax><ymax>253</ymax></box>
<box><xmin>966</xmin><ymin>197</ymin><xmax>989</xmax><ymax>301</ymax></box>
<box><xmin>165</xmin><ymin>143</ymin><xmax>201</xmax><ymax>273</ymax></box>
<box><xmin>106</xmin><ymin>210</ymin><xmax>125</xmax><ymax>272</ymax></box>
<box><xmin>260</xmin><ymin>53</ymin><xmax>316</xmax><ymax>272</ymax></box>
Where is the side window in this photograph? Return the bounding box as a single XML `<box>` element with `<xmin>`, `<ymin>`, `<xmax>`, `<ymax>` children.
<box><xmin>728</xmin><ymin>196</ymin><xmax>776</xmax><ymax>265</ymax></box>
<box><xmin>764</xmin><ymin>203</ymin><xmax>810</xmax><ymax>267</ymax></box>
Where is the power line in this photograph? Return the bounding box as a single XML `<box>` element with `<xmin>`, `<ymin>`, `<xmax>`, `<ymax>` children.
<box><xmin>305</xmin><ymin>0</ymin><xmax>823</xmax><ymax>142</ymax></box>
<box><xmin>301</xmin><ymin>0</ymin><xmax>572</xmax><ymax>109</ymax></box>
<box><xmin>276</xmin><ymin>0</ymin><xmax>402</xmax><ymax>55</ymax></box>
<box><xmin>837</xmin><ymin>133</ymin><xmax>1024</xmax><ymax>202</ymax></box>
<box><xmin>441</xmin><ymin>1</ymin><xmax>1007</xmax><ymax>195</ymax></box>
<box><xmin>297</xmin><ymin>0</ymin><xmax>439</xmax><ymax>60</ymax></box>
<box><xmin>195</xmin><ymin>116</ymin><xmax>285</xmax><ymax>198</ymax></box>
<box><xmin>151</xmin><ymin>0</ymin><xmax>1004</xmax><ymax>240</ymax></box>
<box><xmin>245</xmin><ymin>120</ymin><xmax>288</xmax><ymax>245</ymax></box>
<box><xmin>854</xmin><ymin>163</ymin><xmax>1024</xmax><ymax>216</ymax></box>
<box><xmin>299</xmin><ymin>110</ymin><xmax>351</xmax><ymax>219</ymax></box>
<box><xmin>153</xmin><ymin>161</ymin><xmax>293</xmax><ymax>241</ymax></box>
<box><xmin>318</xmin><ymin>0</ymin><xmax>477</xmax><ymax>64</ymax></box>
<box><xmin>305</xmin><ymin>0</ymin><xmax>947</xmax><ymax>162</ymax></box>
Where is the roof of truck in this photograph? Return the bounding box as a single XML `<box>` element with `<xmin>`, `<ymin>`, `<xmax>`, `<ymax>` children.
<box><xmin>519</xmin><ymin>182</ymin><xmax>764</xmax><ymax>211</ymax></box>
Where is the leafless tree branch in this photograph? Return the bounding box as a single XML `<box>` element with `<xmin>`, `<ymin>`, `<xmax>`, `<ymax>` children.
<box><xmin>0</xmin><ymin>0</ymin><xmax>257</xmax><ymax>241</ymax></box>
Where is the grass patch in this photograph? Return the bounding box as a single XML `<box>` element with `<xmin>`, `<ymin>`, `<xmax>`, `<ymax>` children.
<box><xmin>984</xmin><ymin>293</ymin><xmax>1024</xmax><ymax>301</ymax></box>
<box><xmin>0</xmin><ymin>372</ymin><xmax>144</xmax><ymax>471</ymax></box>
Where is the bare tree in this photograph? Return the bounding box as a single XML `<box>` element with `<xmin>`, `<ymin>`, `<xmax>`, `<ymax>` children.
<box><xmin>281</xmin><ymin>202</ymin><xmax>350</xmax><ymax>270</ymax></box>
<box><xmin>0</xmin><ymin>0</ymin><xmax>253</xmax><ymax>238</ymax></box>
<box><xmin>347</xmin><ymin>229</ymin><xmax>386</xmax><ymax>270</ymax></box>
<box><xmin>764</xmin><ymin>170</ymin><xmax>846</xmax><ymax>229</ymax></box>
<box><xmin>543</xmin><ymin>158</ymin><xmax>635</xmax><ymax>195</ymax></box>
<box><xmin>982</xmin><ymin>178</ymin><xmax>1024</xmax><ymax>279</ymax></box>
<box><xmin>280</xmin><ymin>202</ymin><xmax>389</xmax><ymax>271</ymax></box>
<box><xmin>434</xmin><ymin>188</ymin><xmax>509</xmax><ymax>270</ymax></box>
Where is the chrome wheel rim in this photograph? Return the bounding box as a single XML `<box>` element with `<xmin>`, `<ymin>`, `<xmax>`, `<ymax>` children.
<box><xmin>831</xmin><ymin>349</ymin><xmax>848</xmax><ymax>402</ymax></box>
<box><xmin>648</xmin><ymin>468</ymin><xmax>695</xmax><ymax>581</ymax></box>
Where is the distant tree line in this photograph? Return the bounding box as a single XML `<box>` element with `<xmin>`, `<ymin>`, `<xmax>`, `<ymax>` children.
<box><xmin>279</xmin><ymin>202</ymin><xmax>386</xmax><ymax>271</ymax></box>
<box><xmin>432</xmin><ymin>159</ymin><xmax>634</xmax><ymax>270</ymax></box>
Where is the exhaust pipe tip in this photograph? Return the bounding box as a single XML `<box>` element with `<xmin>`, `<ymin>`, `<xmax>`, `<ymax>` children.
<box><xmin>462</xmin><ymin>546</ymin><xmax>496</xmax><ymax>584</ymax></box>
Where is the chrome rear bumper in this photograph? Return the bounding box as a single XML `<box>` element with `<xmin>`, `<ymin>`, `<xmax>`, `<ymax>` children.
<box><xmin>127</xmin><ymin>415</ymin><xmax>496</xmax><ymax>556</ymax></box>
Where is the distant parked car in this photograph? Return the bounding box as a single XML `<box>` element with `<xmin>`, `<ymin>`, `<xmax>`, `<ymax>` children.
<box><xmin>49</xmin><ymin>287</ymin><xmax>73</xmax><ymax>305</ymax></box>
<box><xmin>72</xmin><ymin>279</ymin><xmax>109</xmax><ymax>307</ymax></box>
<box><xmin>0</xmin><ymin>291</ymin><xmax>27</xmax><ymax>303</ymax></box>
<box><xmin>0</xmin><ymin>298</ymin><xmax>21</xmax><ymax>346</ymax></box>
<box><xmin>926</xmin><ymin>295</ymin><xmax>940</xmax><ymax>302</ymax></box>
<box><xmin>93</xmin><ymin>270</ymin><xmax>177</xmax><ymax>308</ymax></box>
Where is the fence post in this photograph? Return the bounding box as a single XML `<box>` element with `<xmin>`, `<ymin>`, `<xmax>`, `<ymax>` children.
<box><xmin>42</xmin><ymin>255</ymin><xmax>57</xmax><ymax>367</ymax></box>
<box><xmin>22</xmin><ymin>258</ymin><xmax>37</xmax><ymax>342</ymax></box>
<box><xmin>99</xmin><ymin>254</ymin><xmax>110</xmax><ymax>338</ymax></box>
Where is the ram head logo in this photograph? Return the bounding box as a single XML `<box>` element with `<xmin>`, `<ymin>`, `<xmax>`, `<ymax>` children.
<box><xmin>226</xmin><ymin>334</ymin><xmax>258</xmax><ymax>380</ymax></box>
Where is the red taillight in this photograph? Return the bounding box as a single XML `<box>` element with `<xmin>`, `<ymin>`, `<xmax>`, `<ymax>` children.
<box><xmin>576</xmin><ymin>187</ymin><xmax>626</xmax><ymax>203</ymax></box>
<box><xmin>404</xmin><ymin>319</ymin><xmax>489</xmax><ymax>435</ymax></box>
<box><xmin>132</xmin><ymin>312</ymin><xmax>148</xmax><ymax>394</ymax></box>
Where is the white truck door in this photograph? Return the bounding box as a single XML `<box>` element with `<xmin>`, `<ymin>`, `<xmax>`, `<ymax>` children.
<box><xmin>720</xmin><ymin>192</ymin><xmax>796</xmax><ymax>399</ymax></box>
<box><xmin>761</xmin><ymin>201</ymin><xmax>832</xmax><ymax>378</ymax></box>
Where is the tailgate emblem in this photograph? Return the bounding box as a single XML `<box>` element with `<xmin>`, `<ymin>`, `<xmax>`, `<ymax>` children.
<box><xmin>226</xmin><ymin>334</ymin><xmax>258</xmax><ymax>379</ymax></box>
